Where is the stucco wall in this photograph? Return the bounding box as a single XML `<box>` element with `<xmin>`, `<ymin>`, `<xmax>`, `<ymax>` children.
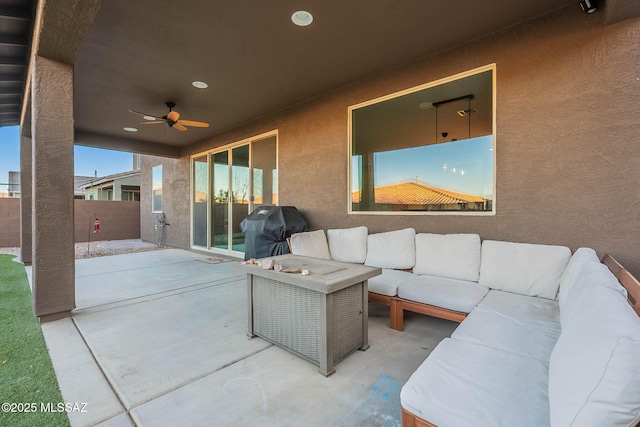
<box><xmin>140</xmin><ymin>155</ymin><xmax>190</xmax><ymax>248</ymax></box>
<box><xmin>0</xmin><ymin>199</ymin><xmax>140</xmax><ymax>247</ymax></box>
<box><xmin>74</xmin><ymin>200</ymin><xmax>140</xmax><ymax>242</ymax></box>
<box><xmin>143</xmin><ymin>7</ymin><xmax>640</xmax><ymax>275</ymax></box>
<box><xmin>0</xmin><ymin>198</ymin><xmax>20</xmax><ymax>247</ymax></box>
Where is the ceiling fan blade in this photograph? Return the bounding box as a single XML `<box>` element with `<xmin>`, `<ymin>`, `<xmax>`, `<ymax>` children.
<box><xmin>179</xmin><ymin>120</ymin><xmax>210</xmax><ymax>128</ymax></box>
<box><xmin>173</xmin><ymin>123</ymin><xmax>188</xmax><ymax>131</ymax></box>
<box><xmin>129</xmin><ymin>109</ymin><xmax>162</xmax><ymax>120</ymax></box>
<box><xmin>167</xmin><ymin>111</ymin><xmax>180</xmax><ymax>122</ymax></box>
<box><xmin>140</xmin><ymin>120</ymin><xmax>166</xmax><ymax>125</ymax></box>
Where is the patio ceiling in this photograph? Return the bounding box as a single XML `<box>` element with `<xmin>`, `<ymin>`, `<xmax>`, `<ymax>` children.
<box><xmin>0</xmin><ymin>0</ymin><xmax>35</xmax><ymax>127</ymax></box>
<box><xmin>26</xmin><ymin>0</ymin><xmax>635</xmax><ymax>156</ymax></box>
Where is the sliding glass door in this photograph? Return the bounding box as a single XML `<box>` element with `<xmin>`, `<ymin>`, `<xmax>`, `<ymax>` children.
<box><xmin>211</xmin><ymin>151</ymin><xmax>230</xmax><ymax>250</ymax></box>
<box><xmin>191</xmin><ymin>132</ymin><xmax>277</xmax><ymax>256</ymax></box>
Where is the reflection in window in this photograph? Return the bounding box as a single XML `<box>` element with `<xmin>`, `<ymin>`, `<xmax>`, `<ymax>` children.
<box><xmin>350</xmin><ymin>66</ymin><xmax>494</xmax><ymax>213</ymax></box>
<box><xmin>193</xmin><ymin>156</ymin><xmax>208</xmax><ymax>247</ymax></box>
<box><xmin>152</xmin><ymin>165</ymin><xmax>162</xmax><ymax>212</ymax></box>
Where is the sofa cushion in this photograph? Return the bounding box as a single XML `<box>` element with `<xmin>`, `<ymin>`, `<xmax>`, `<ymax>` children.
<box><xmin>364</xmin><ymin>228</ymin><xmax>415</xmax><ymax>269</ymax></box>
<box><xmin>560</xmin><ymin>261</ymin><xmax>626</xmax><ymax>326</ymax></box>
<box><xmin>401</xmin><ymin>338</ymin><xmax>551</xmax><ymax>427</ymax></box>
<box><xmin>452</xmin><ymin>304</ymin><xmax>561</xmax><ymax>361</ymax></box>
<box><xmin>398</xmin><ymin>275</ymin><xmax>489</xmax><ymax>314</ymax></box>
<box><xmin>288</xmin><ymin>230</ymin><xmax>331</xmax><ymax>260</ymax></box>
<box><xmin>477</xmin><ymin>289</ymin><xmax>560</xmax><ymax>326</ymax></box>
<box><xmin>549</xmin><ymin>278</ymin><xmax>640</xmax><ymax>426</ymax></box>
<box><xmin>557</xmin><ymin>247</ymin><xmax>600</xmax><ymax>305</ymax></box>
<box><xmin>478</xmin><ymin>240</ymin><xmax>571</xmax><ymax>299</ymax></box>
<box><xmin>413</xmin><ymin>233</ymin><xmax>481</xmax><ymax>282</ymax></box>
<box><xmin>367</xmin><ymin>268</ymin><xmax>415</xmax><ymax>297</ymax></box>
<box><xmin>326</xmin><ymin>226</ymin><xmax>368</xmax><ymax>263</ymax></box>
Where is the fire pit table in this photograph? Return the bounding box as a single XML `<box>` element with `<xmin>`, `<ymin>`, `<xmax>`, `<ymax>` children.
<box><xmin>241</xmin><ymin>254</ymin><xmax>381</xmax><ymax>376</ymax></box>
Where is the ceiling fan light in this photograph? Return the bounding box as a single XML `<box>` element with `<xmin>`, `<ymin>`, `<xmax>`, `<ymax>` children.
<box><xmin>123</xmin><ymin>127</ymin><xmax>138</xmax><ymax>132</ymax></box>
<box><xmin>292</xmin><ymin>11</ymin><xmax>313</xmax><ymax>26</ymax></box>
<box><xmin>192</xmin><ymin>81</ymin><xmax>208</xmax><ymax>89</ymax></box>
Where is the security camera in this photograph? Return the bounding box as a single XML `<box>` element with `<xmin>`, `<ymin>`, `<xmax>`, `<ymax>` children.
<box><xmin>579</xmin><ymin>0</ymin><xmax>597</xmax><ymax>13</ymax></box>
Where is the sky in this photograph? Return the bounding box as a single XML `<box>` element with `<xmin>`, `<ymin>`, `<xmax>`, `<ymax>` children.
<box><xmin>352</xmin><ymin>135</ymin><xmax>494</xmax><ymax>198</ymax></box>
<box><xmin>0</xmin><ymin>126</ymin><xmax>134</xmax><ymax>191</ymax></box>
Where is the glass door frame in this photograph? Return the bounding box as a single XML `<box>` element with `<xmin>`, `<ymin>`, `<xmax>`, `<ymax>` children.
<box><xmin>189</xmin><ymin>130</ymin><xmax>278</xmax><ymax>257</ymax></box>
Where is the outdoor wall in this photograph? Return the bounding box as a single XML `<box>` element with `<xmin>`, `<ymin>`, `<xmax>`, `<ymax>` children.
<box><xmin>143</xmin><ymin>7</ymin><xmax>640</xmax><ymax>275</ymax></box>
<box><xmin>0</xmin><ymin>198</ymin><xmax>20</xmax><ymax>247</ymax></box>
<box><xmin>0</xmin><ymin>199</ymin><xmax>140</xmax><ymax>247</ymax></box>
<box><xmin>74</xmin><ymin>200</ymin><xmax>140</xmax><ymax>242</ymax></box>
<box><xmin>140</xmin><ymin>155</ymin><xmax>190</xmax><ymax>248</ymax></box>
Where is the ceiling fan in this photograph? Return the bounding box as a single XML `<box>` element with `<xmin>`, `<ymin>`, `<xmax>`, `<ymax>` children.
<box><xmin>128</xmin><ymin>102</ymin><xmax>210</xmax><ymax>131</ymax></box>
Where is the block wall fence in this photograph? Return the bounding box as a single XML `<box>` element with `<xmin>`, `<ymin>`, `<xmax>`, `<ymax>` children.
<box><xmin>0</xmin><ymin>198</ymin><xmax>140</xmax><ymax>247</ymax></box>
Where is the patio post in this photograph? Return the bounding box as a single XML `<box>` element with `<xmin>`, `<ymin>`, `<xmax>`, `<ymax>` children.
<box><xmin>30</xmin><ymin>55</ymin><xmax>75</xmax><ymax>322</ymax></box>
<box><xmin>19</xmin><ymin>135</ymin><xmax>32</xmax><ymax>265</ymax></box>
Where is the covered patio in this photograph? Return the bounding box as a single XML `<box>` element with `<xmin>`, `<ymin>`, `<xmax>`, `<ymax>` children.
<box><xmin>39</xmin><ymin>250</ymin><xmax>456</xmax><ymax>426</ymax></box>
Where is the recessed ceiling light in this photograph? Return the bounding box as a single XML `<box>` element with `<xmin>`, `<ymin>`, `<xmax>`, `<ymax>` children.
<box><xmin>123</xmin><ymin>127</ymin><xmax>138</xmax><ymax>132</ymax></box>
<box><xmin>192</xmin><ymin>81</ymin><xmax>208</xmax><ymax>89</ymax></box>
<box><xmin>143</xmin><ymin>116</ymin><xmax>156</xmax><ymax>121</ymax></box>
<box><xmin>291</xmin><ymin>11</ymin><xmax>313</xmax><ymax>26</ymax></box>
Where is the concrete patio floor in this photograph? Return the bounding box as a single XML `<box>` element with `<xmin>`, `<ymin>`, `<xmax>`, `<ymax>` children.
<box><xmin>38</xmin><ymin>249</ymin><xmax>457</xmax><ymax>427</ymax></box>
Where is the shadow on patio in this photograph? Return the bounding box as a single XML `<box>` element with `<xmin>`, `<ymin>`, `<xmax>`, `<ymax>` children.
<box><xmin>40</xmin><ymin>249</ymin><xmax>456</xmax><ymax>427</ymax></box>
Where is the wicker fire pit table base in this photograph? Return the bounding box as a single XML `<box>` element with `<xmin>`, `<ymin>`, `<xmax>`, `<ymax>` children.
<box><xmin>241</xmin><ymin>254</ymin><xmax>381</xmax><ymax>376</ymax></box>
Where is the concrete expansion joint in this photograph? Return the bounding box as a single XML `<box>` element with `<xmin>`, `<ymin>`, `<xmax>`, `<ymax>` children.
<box><xmin>70</xmin><ymin>317</ymin><xmax>134</xmax><ymax>426</ymax></box>
<box><xmin>77</xmin><ymin>259</ymin><xmax>202</xmax><ymax>279</ymax></box>
<box><xmin>73</xmin><ymin>276</ymin><xmax>246</xmax><ymax>316</ymax></box>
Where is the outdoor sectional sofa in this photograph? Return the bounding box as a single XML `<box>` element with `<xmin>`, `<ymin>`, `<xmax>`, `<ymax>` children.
<box><xmin>288</xmin><ymin>227</ymin><xmax>640</xmax><ymax>426</ymax></box>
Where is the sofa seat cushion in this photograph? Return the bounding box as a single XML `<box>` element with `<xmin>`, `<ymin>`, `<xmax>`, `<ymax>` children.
<box><xmin>365</xmin><ymin>228</ymin><xmax>416</xmax><ymax>269</ymax></box>
<box><xmin>367</xmin><ymin>268</ymin><xmax>415</xmax><ymax>297</ymax></box>
<box><xmin>452</xmin><ymin>306</ymin><xmax>561</xmax><ymax>362</ymax></box>
<box><xmin>326</xmin><ymin>226</ymin><xmax>368</xmax><ymax>263</ymax></box>
<box><xmin>401</xmin><ymin>338</ymin><xmax>550</xmax><ymax>427</ymax></box>
<box><xmin>414</xmin><ymin>233</ymin><xmax>481</xmax><ymax>281</ymax></box>
<box><xmin>477</xmin><ymin>289</ymin><xmax>560</xmax><ymax>327</ymax></box>
<box><xmin>549</xmin><ymin>276</ymin><xmax>640</xmax><ymax>426</ymax></box>
<box><xmin>398</xmin><ymin>275</ymin><xmax>489</xmax><ymax>314</ymax></box>
<box><xmin>478</xmin><ymin>240</ymin><xmax>571</xmax><ymax>299</ymax></box>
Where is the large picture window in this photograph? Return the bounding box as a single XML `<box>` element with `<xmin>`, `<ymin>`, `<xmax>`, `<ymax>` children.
<box><xmin>349</xmin><ymin>65</ymin><xmax>495</xmax><ymax>214</ymax></box>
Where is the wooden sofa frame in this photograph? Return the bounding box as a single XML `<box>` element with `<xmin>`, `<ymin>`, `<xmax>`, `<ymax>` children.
<box><xmin>368</xmin><ymin>292</ymin><xmax>467</xmax><ymax>331</ymax></box>
<box><xmin>396</xmin><ymin>254</ymin><xmax>640</xmax><ymax>427</ymax></box>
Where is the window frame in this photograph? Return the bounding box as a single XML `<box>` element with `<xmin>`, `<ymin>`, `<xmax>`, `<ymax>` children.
<box><xmin>347</xmin><ymin>64</ymin><xmax>496</xmax><ymax>216</ymax></box>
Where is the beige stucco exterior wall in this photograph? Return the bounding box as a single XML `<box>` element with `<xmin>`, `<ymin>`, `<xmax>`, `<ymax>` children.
<box><xmin>142</xmin><ymin>8</ymin><xmax>640</xmax><ymax>275</ymax></box>
<box><xmin>0</xmin><ymin>198</ymin><xmax>20</xmax><ymax>247</ymax></box>
<box><xmin>74</xmin><ymin>200</ymin><xmax>140</xmax><ymax>242</ymax></box>
<box><xmin>140</xmin><ymin>155</ymin><xmax>191</xmax><ymax>248</ymax></box>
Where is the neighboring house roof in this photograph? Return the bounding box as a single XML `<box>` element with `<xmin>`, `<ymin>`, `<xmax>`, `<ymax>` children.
<box><xmin>74</xmin><ymin>176</ymin><xmax>95</xmax><ymax>197</ymax></box>
<box><xmin>352</xmin><ymin>181</ymin><xmax>486</xmax><ymax>205</ymax></box>
<box><xmin>79</xmin><ymin>171</ymin><xmax>140</xmax><ymax>189</ymax></box>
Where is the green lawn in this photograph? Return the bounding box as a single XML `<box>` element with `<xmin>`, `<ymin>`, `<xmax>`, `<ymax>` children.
<box><xmin>0</xmin><ymin>255</ymin><xmax>69</xmax><ymax>427</ymax></box>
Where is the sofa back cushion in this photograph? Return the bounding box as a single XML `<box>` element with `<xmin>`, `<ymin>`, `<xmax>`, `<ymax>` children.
<box><xmin>365</xmin><ymin>228</ymin><xmax>416</xmax><ymax>269</ymax></box>
<box><xmin>326</xmin><ymin>226</ymin><xmax>368</xmax><ymax>263</ymax></box>
<box><xmin>560</xmin><ymin>261</ymin><xmax>627</xmax><ymax>326</ymax></box>
<box><xmin>413</xmin><ymin>233</ymin><xmax>481</xmax><ymax>282</ymax></box>
<box><xmin>289</xmin><ymin>230</ymin><xmax>331</xmax><ymax>260</ymax></box>
<box><xmin>548</xmin><ymin>277</ymin><xmax>640</xmax><ymax>426</ymax></box>
<box><xmin>557</xmin><ymin>247</ymin><xmax>600</xmax><ymax>305</ymax></box>
<box><xmin>478</xmin><ymin>240</ymin><xmax>571</xmax><ymax>299</ymax></box>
